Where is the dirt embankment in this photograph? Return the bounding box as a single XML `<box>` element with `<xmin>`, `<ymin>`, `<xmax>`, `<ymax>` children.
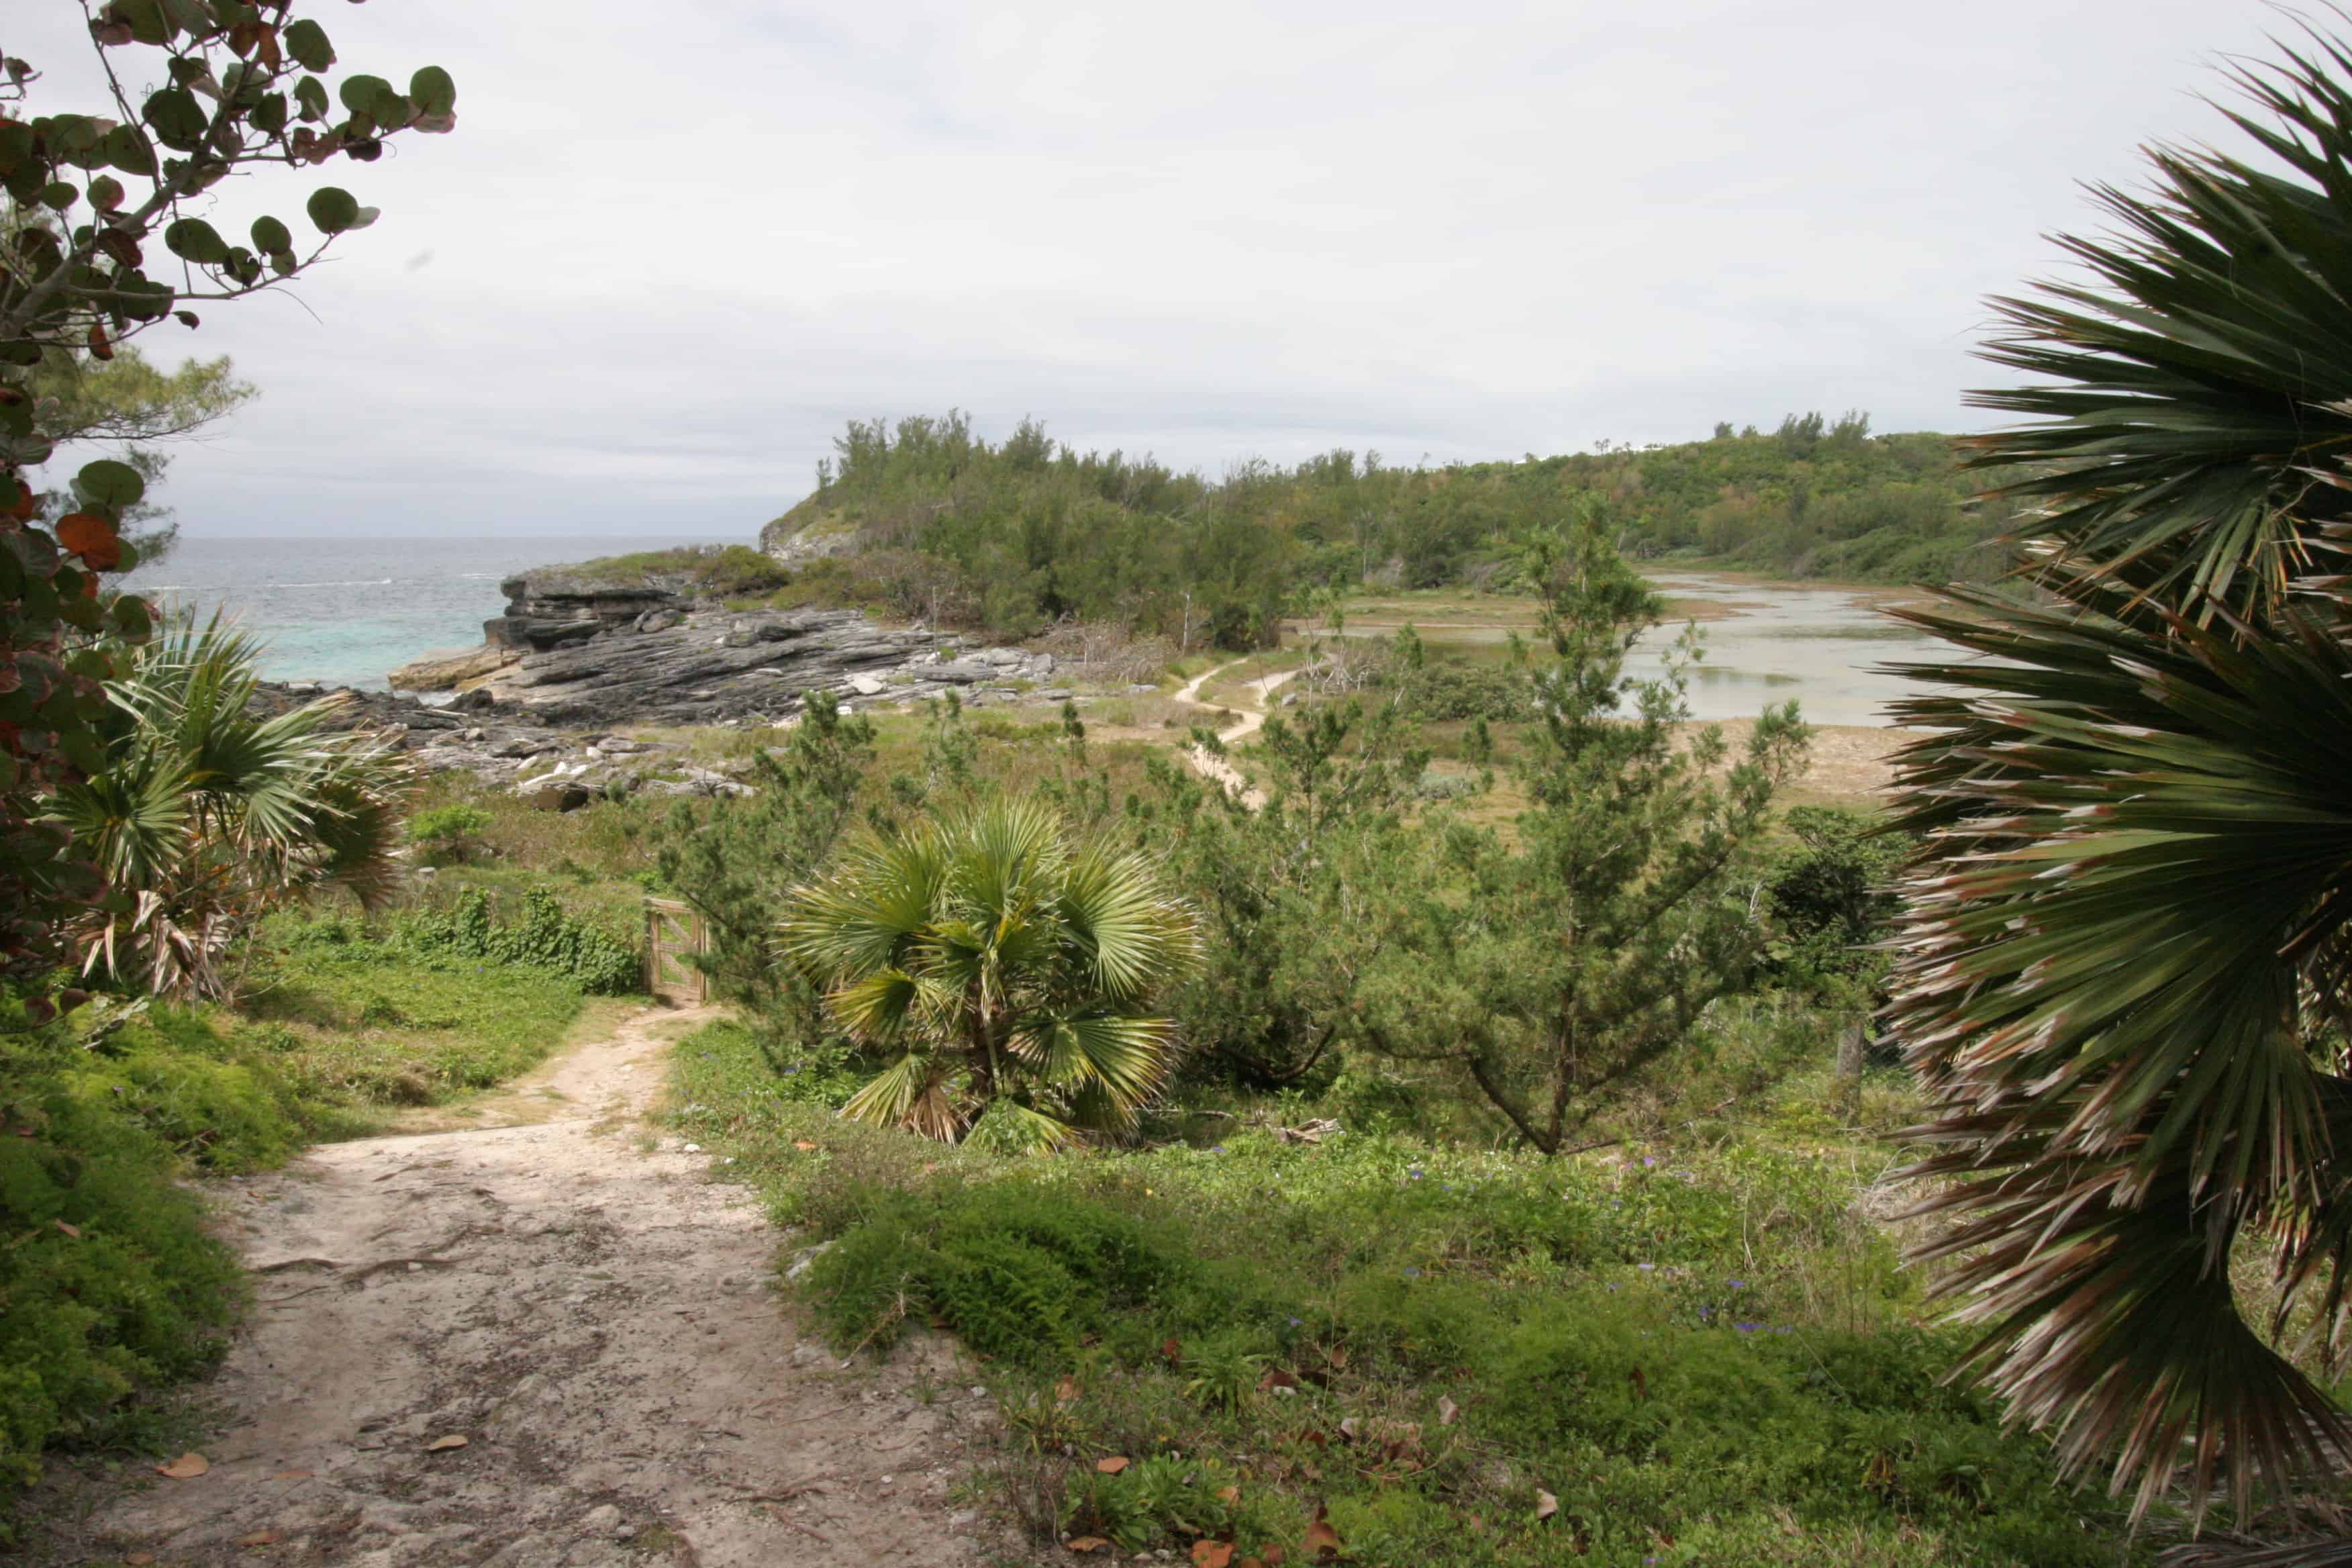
<box><xmin>42</xmin><ymin>1009</ymin><xmax>995</xmax><ymax>1568</ymax></box>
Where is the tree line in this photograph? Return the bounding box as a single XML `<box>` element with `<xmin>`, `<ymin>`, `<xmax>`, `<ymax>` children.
<box><xmin>761</xmin><ymin>407</ymin><xmax>2028</xmax><ymax>647</ymax></box>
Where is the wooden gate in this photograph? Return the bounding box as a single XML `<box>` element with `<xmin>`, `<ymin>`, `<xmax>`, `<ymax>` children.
<box><xmin>644</xmin><ymin>897</ymin><xmax>709</xmax><ymax>1005</ymax></box>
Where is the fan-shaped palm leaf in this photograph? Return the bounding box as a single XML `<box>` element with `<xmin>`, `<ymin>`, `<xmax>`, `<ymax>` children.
<box><xmin>1059</xmin><ymin>845</ymin><xmax>1202</xmax><ymax>1003</ymax></box>
<box><xmin>965</xmin><ymin>1098</ymin><xmax>1076</xmax><ymax>1155</ymax></box>
<box><xmin>778</xmin><ymin>829</ymin><xmax>947</xmax><ymax>979</ymax></box>
<box><xmin>66</xmin><ymin>614</ymin><xmax>412</xmax><ymax>997</ymax></box>
<box><xmin>1009</xmin><ymin>1010</ymin><xmax>1177</xmax><ymax>1132</ymax></box>
<box><xmin>840</xmin><ymin>1050</ymin><xmax>965</xmax><ymax>1142</ymax></box>
<box><xmin>55</xmin><ymin>744</ymin><xmax>190</xmax><ymax>891</ymax></box>
<box><xmin>954</xmin><ymin>795</ymin><xmax>1063</xmax><ymax>912</ymax></box>
<box><xmin>1885</xmin><ymin>575</ymin><xmax>2352</xmax><ymax>1517</ymax></box>
<box><xmin>784</xmin><ymin>798</ymin><xmax>1199</xmax><ymax>1144</ymax></box>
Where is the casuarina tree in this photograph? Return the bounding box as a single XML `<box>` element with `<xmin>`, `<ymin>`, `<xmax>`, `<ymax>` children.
<box><xmin>1355</xmin><ymin>505</ymin><xmax>1808</xmax><ymax>1152</ymax></box>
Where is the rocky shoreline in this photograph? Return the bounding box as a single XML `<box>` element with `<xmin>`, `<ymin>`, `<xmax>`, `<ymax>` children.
<box><xmin>296</xmin><ymin>559</ymin><xmax>1079</xmax><ymax>809</ymax></box>
<box><xmin>391</xmin><ymin>563</ymin><xmax>1065</xmax><ymax>724</ymax></box>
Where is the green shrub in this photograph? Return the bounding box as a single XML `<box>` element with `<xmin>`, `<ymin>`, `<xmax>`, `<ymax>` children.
<box><xmin>801</xmin><ymin>1200</ymin><xmax>933</xmax><ymax>1353</ymax></box>
<box><xmin>395</xmin><ymin>887</ymin><xmax>640</xmax><ymax>995</ymax></box>
<box><xmin>939</xmin><ymin>1183</ymin><xmax>1185</xmax><ymax>1303</ymax></box>
<box><xmin>58</xmin><ymin>1045</ymin><xmax>305</xmax><ymax>1172</ymax></box>
<box><xmin>407</xmin><ymin>803</ymin><xmax>492</xmax><ymax>844</ymax></box>
<box><xmin>804</xmin><ymin>1184</ymin><xmax>1195</xmax><ymax>1367</ymax></box>
<box><xmin>1394</xmin><ymin>660</ymin><xmax>1534</xmax><ymax>722</ymax></box>
<box><xmin>407</xmin><ymin>803</ymin><xmax>493</xmax><ymax>867</ymax></box>
<box><xmin>932</xmin><ymin>1234</ymin><xmax>1081</xmax><ymax>1363</ymax></box>
<box><xmin>560</xmin><ymin>544</ymin><xmax>790</xmax><ymax>597</ymax></box>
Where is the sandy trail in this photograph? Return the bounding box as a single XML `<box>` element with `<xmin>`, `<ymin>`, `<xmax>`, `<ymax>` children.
<box><xmin>1171</xmin><ymin>659</ymin><xmax>1298</xmax><ymax>807</ymax></box>
<box><xmin>56</xmin><ymin>1007</ymin><xmax>993</xmax><ymax>1568</ymax></box>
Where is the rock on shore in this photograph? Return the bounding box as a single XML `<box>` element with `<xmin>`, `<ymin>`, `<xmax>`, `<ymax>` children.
<box><xmin>387</xmin><ymin>563</ymin><xmax>1057</xmax><ymax>731</ymax></box>
<box><xmin>353</xmin><ymin>558</ymin><xmax>1071</xmax><ymax>807</ymax></box>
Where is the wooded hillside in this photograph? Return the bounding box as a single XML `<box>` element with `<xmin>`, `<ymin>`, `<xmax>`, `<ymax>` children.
<box><xmin>758</xmin><ymin>411</ymin><xmax>2019</xmax><ymax>646</ymax></box>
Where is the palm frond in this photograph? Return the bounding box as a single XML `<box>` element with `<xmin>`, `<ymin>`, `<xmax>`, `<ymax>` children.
<box><xmin>304</xmin><ymin>766</ymin><xmax>410</xmax><ymax>909</ymax></box>
<box><xmin>840</xmin><ymin>1050</ymin><xmax>966</xmax><ymax>1142</ymax></box>
<box><xmin>785</xmin><ymin>798</ymin><xmax>1199</xmax><ymax>1146</ymax></box>
<box><xmin>1010</xmin><ymin>1009</ymin><xmax>1177</xmax><ymax>1122</ymax></box>
<box><xmin>827</xmin><ymin>967</ymin><xmax>922</xmax><ymax>1045</ymax></box>
<box><xmin>62</xmin><ymin>614</ymin><xmax>412</xmax><ymax>997</ymax></box>
<box><xmin>779</xmin><ymin>828</ymin><xmax>948</xmax><ymax>980</ymax></box>
<box><xmin>1882</xmin><ymin>577</ymin><xmax>2352</xmax><ymax>1512</ymax></box>
<box><xmin>1904</xmin><ymin>1101</ymin><xmax>2350</xmax><ymax>1520</ymax></box>
<box><xmin>1962</xmin><ymin>19</ymin><xmax>2352</xmax><ymax>622</ymax></box>
<box><xmin>965</xmin><ymin>1097</ymin><xmax>1075</xmax><ymax>1155</ymax></box>
<box><xmin>952</xmin><ymin>795</ymin><xmax>1064</xmax><ymax>916</ymax></box>
<box><xmin>1058</xmin><ymin>844</ymin><xmax>1202</xmax><ymax>1002</ymax></box>
<box><xmin>53</xmin><ymin>744</ymin><xmax>190</xmax><ymax>890</ymax></box>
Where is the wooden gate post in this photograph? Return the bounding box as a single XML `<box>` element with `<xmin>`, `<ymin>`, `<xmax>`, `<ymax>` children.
<box><xmin>644</xmin><ymin>897</ymin><xmax>710</xmax><ymax>1005</ymax></box>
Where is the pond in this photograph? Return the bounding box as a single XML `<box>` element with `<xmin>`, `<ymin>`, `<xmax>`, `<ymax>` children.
<box><xmin>1629</xmin><ymin>573</ymin><xmax>1945</xmax><ymax>729</ymax></box>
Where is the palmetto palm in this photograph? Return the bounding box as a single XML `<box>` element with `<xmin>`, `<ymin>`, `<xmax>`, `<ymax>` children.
<box><xmin>779</xmin><ymin>798</ymin><xmax>1200</xmax><ymax>1149</ymax></box>
<box><xmin>1883</xmin><ymin>27</ymin><xmax>2352</xmax><ymax>1530</ymax></box>
<box><xmin>58</xmin><ymin>616</ymin><xmax>407</xmax><ymax>999</ymax></box>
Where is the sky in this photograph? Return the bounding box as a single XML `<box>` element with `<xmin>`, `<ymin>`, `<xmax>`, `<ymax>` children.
<box><xmin>13</xmin><ymin>0</ymin><xmax>2298</xmax><ymax>539</ymax></box>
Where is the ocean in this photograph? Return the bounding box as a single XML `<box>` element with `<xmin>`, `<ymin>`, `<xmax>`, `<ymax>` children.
<box><xmin>120</xmin><ymin>535</ymin><xmax>715</xmax><ymax>690</ymax></box>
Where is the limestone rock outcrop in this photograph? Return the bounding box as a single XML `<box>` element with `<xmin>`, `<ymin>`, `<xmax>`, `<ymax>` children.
<box><xmin>454</xmin><ymin>603</ymin><xmax>1048</xmax><ymax>729</ymax></box>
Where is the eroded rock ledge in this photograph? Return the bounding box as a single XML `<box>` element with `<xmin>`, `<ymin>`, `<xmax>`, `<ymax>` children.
<box><xmin>389</xmin><ymin>567</ymin><xmax>1061</xmax><ymax>732</ymax></box>
<box><xmin>354</xmin><ymin>564</ymin><xmax>1075</xmax><ymax>807</ymax></box>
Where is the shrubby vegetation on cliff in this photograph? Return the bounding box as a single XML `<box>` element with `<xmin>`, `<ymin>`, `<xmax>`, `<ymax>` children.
<box><xmin>757</xmin><ymin>409</ymin><xmax>2025</xmax><ymax>645</ymax></box>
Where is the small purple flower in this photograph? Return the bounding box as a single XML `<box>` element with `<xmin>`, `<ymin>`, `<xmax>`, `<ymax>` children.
<box><xmin>1643</xmin><ymin>1156</ymin><xmax>1655</xmax><ymax>1167</ymax></box>
<box><xmin>1726</xmin><ymin>1278</ymin><xmax>1745</xmax><ymax>1289</ymax></box>
<box><xmin>1736</xmin><ymin>1322</ymin><xmax>1759</xmax><ymax>1333</ymax></box>
<box><xmin>1402</xmin><ymin>1267</ymin><xmax>1422</xmax><ymax>1279</ymax></box>
<box><xmin>1409</xmin><ymin>1169</ymin><xmax>1424</xmax><ymax>1180</ymax></box>
<box><xmin>1211</xmin><ymin>1144</ymin><xmax>1226</xmax><ymax>1153</ymax></box>
<box><xmin>1636</xmin><ymin>1263</ymin><xmax>1655</xmax><ymax>1271</ymax></box>
<box><xmin>1287</xmin><ymin>1316</ymin><xmax>1303</xmax><ymax>1327</ymax></box>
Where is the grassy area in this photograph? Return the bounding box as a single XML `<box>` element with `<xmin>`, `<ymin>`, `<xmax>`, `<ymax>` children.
<box><xmin>669</xmin><ymin>1021</ymin><xmax>2147</xmax><ymax>1568</ymax></box>
<box><xmin>229</xmin><ymin>914</ymin><xmax>624</xmax><ymax>1113</ymax></box>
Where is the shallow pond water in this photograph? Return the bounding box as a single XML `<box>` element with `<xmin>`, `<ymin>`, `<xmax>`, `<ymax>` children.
<box><xmin>1629</xmin><ymin>574</ymin><xmax>1943</xmax><ymax>728</ymax></box>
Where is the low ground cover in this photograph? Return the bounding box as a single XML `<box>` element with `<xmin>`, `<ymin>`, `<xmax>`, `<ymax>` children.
<box><xmin>554</xmin><ymin>544</ymin><xmax>790</xmax><ymax>597</ymax></box>
<box><xmin>669</xmin><ymin>1020</ymin><xmax>2146</xmax><ymax>1567</ymax></box>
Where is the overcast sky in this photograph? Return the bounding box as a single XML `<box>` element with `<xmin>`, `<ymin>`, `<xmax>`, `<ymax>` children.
<box><xmin>15</xmin><ymin>0</ymin><xmax>2295</xmax><ymax>538</ymax></box>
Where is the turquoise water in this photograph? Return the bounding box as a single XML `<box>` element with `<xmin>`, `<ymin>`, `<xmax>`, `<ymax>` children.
<box><xmin>121</xmin><ymin>535</ymin><xmax>703</xmax><ymax>689</ymax></box>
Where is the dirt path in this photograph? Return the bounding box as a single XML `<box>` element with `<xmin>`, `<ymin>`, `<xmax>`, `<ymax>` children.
<box><xmin>1171</xmin><ymin>659</ymin><xmax>1298</xmax><ymax>807</ymax></box>
<box><xmin>52</xmin><ymin>1008</ymin><xmax>995</xmax><ymax>1568</ymax></box>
